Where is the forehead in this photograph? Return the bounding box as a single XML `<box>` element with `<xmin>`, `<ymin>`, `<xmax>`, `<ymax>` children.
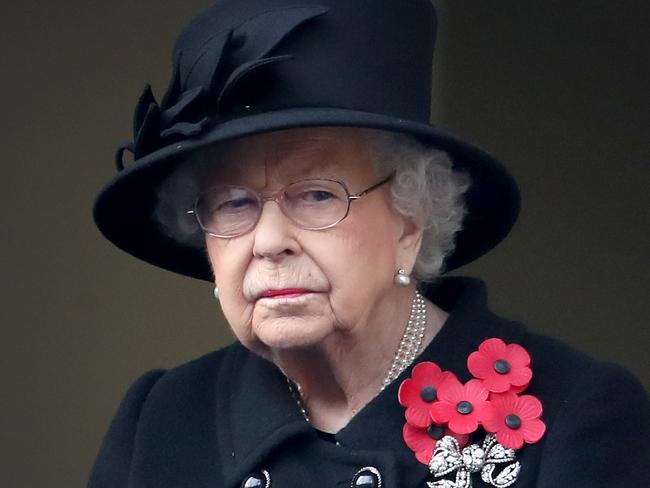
<box><xmin>201</xmin><ymin>127</ymin><xmax>376</xmax><ymax>186</ymax></box>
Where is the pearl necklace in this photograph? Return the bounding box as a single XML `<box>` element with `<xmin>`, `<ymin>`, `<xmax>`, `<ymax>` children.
<box><xmin>381</xmin><ymin>289</ymin><xmax>427</xmax><ymax>389</ymax></box>
<box><xmin>287</xmin><ymin>289</ymin><xmax>427</xmax><ymax>422</ymax></box>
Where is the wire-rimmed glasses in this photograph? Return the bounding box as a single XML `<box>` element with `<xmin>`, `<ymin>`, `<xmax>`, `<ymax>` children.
<box><xmin>187</xmin><ymin>174</ymin><xmax>394</xmax><ymax>238</ymax></box>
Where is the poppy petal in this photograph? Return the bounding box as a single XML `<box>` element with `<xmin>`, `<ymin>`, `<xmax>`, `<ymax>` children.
<box><xmin>398</xmin><ymin>379</ymin><xmax>418</xmax><ymax>406</ymax></box>
<box><xmin>403</xmin><ymin>423</ymin><xmax>434</xmax><ymax>452</ymax></box>
<box><xmin>492</xmin><ymin>391</ymin><xmax>519</xmax><ymax>409</ymax></box>
<box><xmin>437</xmin><ymin>376</ymin><xmax>463</xmax><ymax>402</ymax></box>
<box><xmin>480</xmin><ymin>404</ymin><xmax>502</xmax><ymax>432</ymax></box>
<box><xmin>415</xmin><ymin>447</ymin><xmax>435</xmax><ymax>465</ymax></box>
<box><xmin>515</xmin><ymin>395</ymin><xmax>543</xmax><ymax>419</ymax></box>
<box><xmin>497</xmin><ymin>429</ymin><xmax>525</xmax><ymax>450</ymax></box>
<box><xmin>448</xmin><ymin>415</ymin><xmax>479</xmax><ymax>435</ymax></box>
<box><xmin>509</xmin><ymin>383</ymin><xmax>528</xmax><ymax>394</ymax></box>
<box><xmin>473</xmin><ymin>400</ymin><xmax>493</xmax><ymax>420</ymax></box>
<box><xmin>479</xmin><ymin>338</ymin><xmax>507</xmax><ymax>356</ymax></box>
<box><xmin>483</xmin><ymin>375</ymin><xmax>512</xmax><ymax>393</ymax></box>
<box><xmin>465</xmin><ymin>379</ymin><xmax>489</xmax><ymax>401</ymax></box>
<box><xmin>467</xmin><ymin>351</ymin><xmax>492</xmax><ymax>377</ymax></box>
<box><xmin>505</xmin><ymin>343</ymin><xmax>531</xmax><ymax>367</ymax></box>
<box><xmin>522</xmin><ymin>419</ymin><xmax>546</xmax><ymax>443</ymax></box>
<box><xmin>405</xmin><ymin>405</ymin><xmax>432</xmax><ymax>428</ymax></box>
<box><xmin>412</xmin><ymin>361</ymin><xmax>443</xmax><ymax>380</ymax></box>
<box><xmin>508</xmin><ymin>367</ymin><xmax>533</xmax><ymax>387</ymax></box>
<box><xmin>430</xmin><ymin>402</ymin><xmax>454</xmax><ymax>424</ymax></box>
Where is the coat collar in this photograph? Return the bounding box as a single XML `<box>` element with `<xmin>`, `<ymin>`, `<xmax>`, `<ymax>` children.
<box><xmin>218</xmin><ymin>277</ymin><xmax>527</xmax><ymax>487</ymax></box>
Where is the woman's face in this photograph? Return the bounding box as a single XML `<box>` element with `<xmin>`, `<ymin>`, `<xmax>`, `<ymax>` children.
<box><xmin>203</xmin><ymin>127</ymin><xmax>421</xmax><ymax>357</ymax></box>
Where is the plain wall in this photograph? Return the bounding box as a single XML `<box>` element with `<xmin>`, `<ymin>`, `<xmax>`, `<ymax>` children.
<box><xmin>1</xmin><ymin>1</ymin><xmax>648</xmax><ymax>486</ymax></box>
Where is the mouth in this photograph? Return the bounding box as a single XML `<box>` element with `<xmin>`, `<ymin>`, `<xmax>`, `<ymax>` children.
<box><xmin>258</xmin><ymin>288</ymin><xmax>312</xmax><ymax>299</ymax></box>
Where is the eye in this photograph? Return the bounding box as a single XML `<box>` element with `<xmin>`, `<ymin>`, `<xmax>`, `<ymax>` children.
<box><xmin>216</xmin><ymin>196</ymin><xmax>256</xmax><ymax>212</ymax></box>
<box><xmin>284</xmin><ymin>180</ymin><xmax>347</xmax><ymax>206</ymax></box>
<box><xmin>301</xmin><ymin>190</ymin><xmax>335</xmax><ymax>202</ymax></box>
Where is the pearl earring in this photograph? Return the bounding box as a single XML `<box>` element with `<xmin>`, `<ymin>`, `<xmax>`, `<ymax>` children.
<box><xmin>213</xmin><ymin>287</ymin><xmax>219</xmax><ymax>299</ymax></box>
<box><xmin>394</xmin><ymin>268</ymin><xmax>411</xmax><ymax>287</ymax></box>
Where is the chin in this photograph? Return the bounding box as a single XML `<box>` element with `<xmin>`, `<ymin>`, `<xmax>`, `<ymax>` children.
<box><xmin>253</xmin><ymin>316</ymin><xmax>333</xmax><ymax>351</ymax></box>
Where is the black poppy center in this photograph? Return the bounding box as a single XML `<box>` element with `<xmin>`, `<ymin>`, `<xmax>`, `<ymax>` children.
<box><xmin>420</xmin><ymin>386</ymin><xmax>437</xmax><ymax>403</ymax></box>
<box><xmin>456</xmin><ymin>400</ymin><xmax>473</xmax><ymax>415</ymax></box>
<box><xmin>505</xmin><ymin>414</ymin><xmax>522</xmax><ymax>430</ymax></box>
<box><xmin>427</xmin><ymin>424</ymin><xmax>445</xmax><ymax>440</ymax></box>
<box><xmin>493</xmin><ymin>359</ymin><xmax>511</xmax><ymax>374</ymax></box>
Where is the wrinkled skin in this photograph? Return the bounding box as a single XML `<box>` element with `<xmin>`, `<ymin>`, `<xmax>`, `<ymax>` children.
<box><xmin>203</xmin><ymin>127</ymin><xmax>445</xmax><ymax>432</ymax></box>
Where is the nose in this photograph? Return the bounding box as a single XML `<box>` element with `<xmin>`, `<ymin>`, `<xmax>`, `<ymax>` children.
<box><xmin>252</xmin><ymin>201</ymin><xmax>301</xmax><ymax>260</ymax></box>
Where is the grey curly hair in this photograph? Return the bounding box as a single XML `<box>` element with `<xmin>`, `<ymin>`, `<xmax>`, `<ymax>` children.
<box><xmin>153</xmin><ymin>128</ymin><xmax>471</xmax><ymax>281</ymax></box>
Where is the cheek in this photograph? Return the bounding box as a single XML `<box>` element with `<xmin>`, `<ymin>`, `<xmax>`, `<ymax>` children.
<box><xmin>340</xmin><ymin>205</ymin><xmax>399</xmax><ymax>273</ymax></box>
<box><xmin>206</xmin><ymin>238</ymin><xmax>257</xmax><ymax>342</ymax></box>
<box><xmin>313</xmin><ymin>214</ymin><xmax>399</xmax><ymax>321</ymax></box>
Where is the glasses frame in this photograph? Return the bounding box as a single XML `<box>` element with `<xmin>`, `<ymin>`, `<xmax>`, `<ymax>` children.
<box><xmin>187</xmin><ymin>173</ymin><xmax>394</xmax><ymax>239</ymax></box>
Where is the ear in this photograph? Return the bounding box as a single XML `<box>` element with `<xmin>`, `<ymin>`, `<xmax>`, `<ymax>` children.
<box><xmin>395</xmin><ymin>214</ymin><xmax>424</xmax><ymax>272</ymax></box>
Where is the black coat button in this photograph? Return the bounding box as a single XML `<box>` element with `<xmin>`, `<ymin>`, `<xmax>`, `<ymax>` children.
<box><xmin>351</xmin><ymin>466</ymin><xmax>382</xmax><ymax>488</ymax></box>
<box><xmin>241</xmin><ymin>470</ymin><xmax>271</xmax><ymax>488</ymax></box>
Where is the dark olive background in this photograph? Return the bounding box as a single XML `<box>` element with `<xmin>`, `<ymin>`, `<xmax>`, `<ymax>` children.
<box><xmin>2</xmin><ymin>1</ymin><xmax>648</xmax><ymax>486</ymax></box>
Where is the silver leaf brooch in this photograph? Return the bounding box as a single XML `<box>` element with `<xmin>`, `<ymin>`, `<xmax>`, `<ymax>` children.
<box><xmin>398</xmin><ymin>338</ymin><xmax>546</xmax><ymax>487</ymax></box>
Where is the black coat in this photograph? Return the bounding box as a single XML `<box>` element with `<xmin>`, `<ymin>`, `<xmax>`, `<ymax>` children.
<box><xmin>88</xmin><ymin>277</ymin><xmax>650</xmax><ymax>487</ymax></box>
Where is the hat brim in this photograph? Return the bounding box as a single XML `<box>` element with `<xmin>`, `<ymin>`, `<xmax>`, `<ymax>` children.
<box><xmin>93</xmin><ymin>107</ymin><xmax>520</xmax><ymax>282</ymax></box>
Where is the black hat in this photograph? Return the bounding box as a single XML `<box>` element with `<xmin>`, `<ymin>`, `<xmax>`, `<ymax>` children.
<box><xmin>93</xmin><ymin>0</ymin><xmax>519</xmax><ymax>282</ymax></box>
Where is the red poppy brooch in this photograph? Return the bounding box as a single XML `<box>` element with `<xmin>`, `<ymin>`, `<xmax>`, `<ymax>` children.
<box><xmin>398</xmin><ymin>338</ymin><xmax>546</xmax><ymax>487</ymax></box>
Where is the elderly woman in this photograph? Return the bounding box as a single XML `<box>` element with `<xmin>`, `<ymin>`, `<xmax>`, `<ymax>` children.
<box><xmin>90</xmin><ymin>1</ymin><xmax>649</xmax><ymax>487</ymax></box>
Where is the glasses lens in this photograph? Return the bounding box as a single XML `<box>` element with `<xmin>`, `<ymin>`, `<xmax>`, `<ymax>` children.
<box><xmin>195</xmin><ymin>186</ymin><xmax>260</xmax><ymax>237</ymax></box>
<box><xmin>282</xmin><ymin>179</ymin><xmax>349</xmax><ymax>229</ymax></box>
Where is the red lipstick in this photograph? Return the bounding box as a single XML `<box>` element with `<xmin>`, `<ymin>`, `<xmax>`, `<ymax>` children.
<box><xmin>260</xmin><ymin>288</ymin><xmax>310</xmax><ymax>299</ymax></box>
